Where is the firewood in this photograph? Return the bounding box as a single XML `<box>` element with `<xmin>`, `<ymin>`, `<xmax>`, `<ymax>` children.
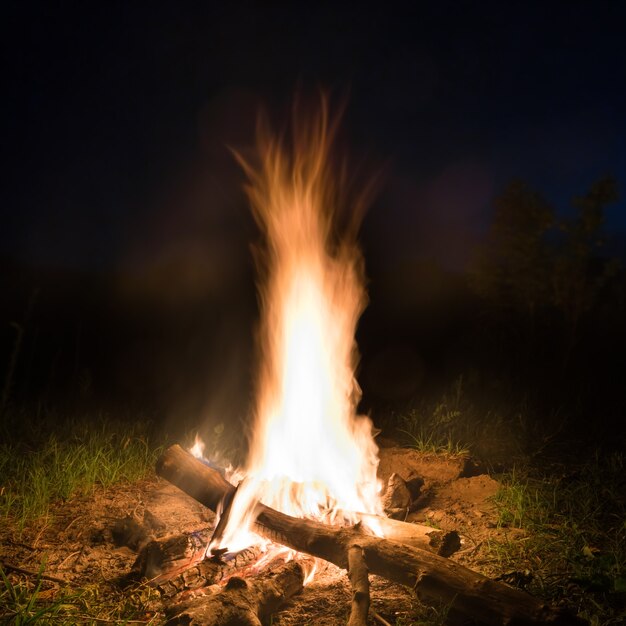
<box><xmin>381</xmin><ymin>472</ymin><xmax>412</xmax><ymax>517</ymax></box>
<box><xmin>128</xmin><ymin>530</ymin><xmax>264</xmax><ymax>599</ymax></box>
<box><xmin>347</xmin><ymin>544</ymin><xmax>369</xmax><ymax>626</ymax></box>
<box><xmin>356</xmin><ymin>513</ymin><xmax>461</xmax><ymax>557</ymax></box>
<box><xmin>129</xmin><ymin>530</ymin><xmax>210</xmax><ymax>584</ymax></box>
<box><xmin>164</xmin><ymin>559</ymin><xmax>304</xmax><ymax>626</ymax></box>
<box><xmin>157</xmin><ymin>445</ymin><xmax>587</xmax><ymax>626</ymax></box>
<box><xmin>154</xmin><ymin>443</ymin><xmax>457</xmax><ymax>556</ymax></box>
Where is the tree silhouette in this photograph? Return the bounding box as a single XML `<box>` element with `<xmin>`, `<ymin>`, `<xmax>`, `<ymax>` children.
<box><xmin>552</xmin><ymin>176</ymin><xmax>619</xmax><ymax>364</ymax></box>
<box><xmin>470</xmin><ymin>176</ymin><xmax>620</xmax><ymax>369</ymax></box>
<box><xmin>470</xmin><ymin>180</ymin><xmax>554</xmax><ymax>326</ymax></box>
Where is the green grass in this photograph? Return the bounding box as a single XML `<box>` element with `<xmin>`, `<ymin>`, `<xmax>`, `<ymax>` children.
<box><xmin>390</xmin><ymin>376</ymin><xmax>478</xmax><ymax>456</ymax></box>
<box><xmin>0</xmin><ymin>562</ymin><xmax>161</xmax><ymax>624</ymax></box>
<box><xmin>487</xmin><ymin>453</ymin><xmax>626</xmax><ymax>625</ymax></box>
<box><xmin>0</xmin><ymin>412</ymin><xmax>166</xmax><ymax>532</ymax></box>
<box><xmin>398</xmin><ymin>427</ymin><xmax>470</xmax><ymax>456</ymax></box>
<box><xmin>385</xmin><ymin>374</ymin><xmax>571</xmax><ymax>461</ymax></box>
<box><xmin>0</xmin><ymin>411</ymin><xmax>167</xmax><ymax>623</ymax></box>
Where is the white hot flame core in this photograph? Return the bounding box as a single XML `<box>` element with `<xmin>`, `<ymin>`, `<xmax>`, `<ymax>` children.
<box><xmin>214</xmin><ymin>104</ymin><xmax>382</xmax><ymax>554</ymax></box>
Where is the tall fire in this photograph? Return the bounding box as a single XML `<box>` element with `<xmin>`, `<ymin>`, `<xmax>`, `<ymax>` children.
<box><xmin>152</xmin><ymin>106</ymin><xmax>583</xmax><ymax>626</ymax></box>
<box><xmin>211</xmin><ymin>104</ymin><xmax>382</xmax><ymax>554</ymax></box>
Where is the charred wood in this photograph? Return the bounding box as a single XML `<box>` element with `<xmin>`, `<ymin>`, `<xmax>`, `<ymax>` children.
<box><xmin>128</xmin><ymin>530</ymin><xmax>263</xmax><ymax>599</ymax></box>
<box><xmin>164</xmin><ymin>559</ymin><xmax>304</xmax><ymax>626</ymax></box>
<box><xmin>129</xmin><ymin>530</ymin><xmax>210</xmax><ymax>584</ymax></box>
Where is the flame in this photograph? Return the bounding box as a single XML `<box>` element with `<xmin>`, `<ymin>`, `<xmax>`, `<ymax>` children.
<box><xmin>214</xmin><ymin>102</ymin><xmax>382</xmax><ymax>554</ymax></box>
<box><xmin>189</xmin><ymin>434</ymin><xmax>205</xmax><ymax>459</ymax></box>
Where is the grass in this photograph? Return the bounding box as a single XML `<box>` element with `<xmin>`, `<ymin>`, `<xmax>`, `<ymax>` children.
<box><xmin>0</xmin><ymin>411</ymin><xmax>166</xmax><ymax>532</ymax></box>
<box><xmin>486</xmin><ymin>453</ymin><xmax>626</xmax><ymax>625</ymax></box>
<box><xmin>398</xmin><ymin>427</ymin><xmax>470</xmax><ymax>457</ymax></box>
<box><xmin>390</xmin><ymin>376</ymin><xmax>479</xmax><ymax>457</ymax></box>
<box><xmin>0</xmin><ymin>562</ymin><xmax>161</xmax><ymax>624</ymax></box>
<box><xmin>0</xmin><ymin>410</ymin><xmax>167</xmax><ymax>624</ymax></box>
<box><xmin>385</xmin><ymin>374</ymin><xmax>573</xmax><ymax>461</ymax></box>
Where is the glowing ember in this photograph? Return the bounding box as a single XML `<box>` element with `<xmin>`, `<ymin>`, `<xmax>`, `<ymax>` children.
<box><xmin>207</xmin><ymin>102</ymin><xmax>382</xmax><ymax>558</ymax></box>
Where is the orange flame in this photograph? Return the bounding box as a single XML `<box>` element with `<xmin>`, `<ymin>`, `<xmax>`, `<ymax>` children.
<box><xmin>215</xmin><ymin>101</ymin><xmax>382</xmax><ymax>554</ymax></box>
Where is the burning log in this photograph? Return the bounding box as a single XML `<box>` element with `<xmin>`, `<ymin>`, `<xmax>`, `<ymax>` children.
<box><xmin>165</xmin><ymin>559</ymin><xmax>304</xmax><ymax>626</ymax></box>
<box><xmin>157</xmin><ymin>444</ymin><xmax>457</xmax><ymax>557</ymax></box>
<box><xmin>157</xmin><ymin>445</ymin><xmax>587</xmax><ymax>626</ymax></box>
<box><xmin>128</xmin><ymin>531</ymin><xmax>263</xmax><ymax>598</ymax></box>
<box><xmin>129</xmin><ymin>530</ymin><xmax>209</xmax><ymax>584</ymax></box>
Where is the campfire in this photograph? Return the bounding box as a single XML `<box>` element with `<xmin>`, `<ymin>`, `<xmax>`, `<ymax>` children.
<box><xmin>135</xmin><ymin>104</ymin><xmax>583</xmax><ymax>625</ymax></box>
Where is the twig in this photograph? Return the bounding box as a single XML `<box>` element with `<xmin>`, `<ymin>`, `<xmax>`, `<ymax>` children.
<box><xmin>33</xmin><ymin>519</ymin><xmax>50</xmax><ymax>548</ymax></box>
<box><xmin>59</xmin><ymin>550</ymin><xmax>82</xmax><ymax>569</ymax></box>
<box><xmin>75</xmin><ymin>616</ymin><xmax>158</xmax><ymax>624</ymax></box>
<box><xmin>63</xmin><ymin>515</ymin><xmax>84</xmax><ymax>533</ymax></box>
<box><xmin>454</xmin><ymin>540</ymin><xmax>483</xmax><ymax>558</ymax></box>
<box><xmin>0</xmin><ymin>561</ymin><xmax>70</xmax><ymax>585</ymax></box>
<box><xmin>208</xmin><ymin>480</ymin><xmax>240</xmax><ymax>554</ymax></box>
<box><xmin>8</xmin><ymin>540</ymin><xmax>38</xmax><ymax>552</ymax></box>
<box><xmin>0</xmin><ymin>611</ymin><xmax>18</xmax><ymax>621</ymax></box>
<box><xmin>371</xmin><ymin>609</ymin><xmax>393</xmax><ymax>626</ymax></box>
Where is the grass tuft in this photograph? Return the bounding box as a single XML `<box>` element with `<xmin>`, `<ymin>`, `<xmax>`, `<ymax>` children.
<box><xmin>392</xmin><ymin>376</ymin><xmax>473</xmax><ymax>456</ymax></box>
<box><xmin>398</xmin><ymin>427</ymin><xmax>470</xmax><ymax>457</ymax></box>
<box><xmin>487</xmin><ymin>453</ymin><xmax>626</xmax><ymax>624</ymax></box>
<box><xmin>0</xmin><ymin>562</ymin><xmax>161</xmax><ymax>624</ymax></box>
<box><xmin>0</xmin><ymin>412</ymin><xmax>166</xmax><ymax>532</ymax></box>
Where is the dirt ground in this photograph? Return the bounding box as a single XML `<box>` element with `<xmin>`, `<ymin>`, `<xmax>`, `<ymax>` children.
<box><xmin>0</xmin><ymin>444</ymin><xmax>514</xmax><ymax>625</ymax></box>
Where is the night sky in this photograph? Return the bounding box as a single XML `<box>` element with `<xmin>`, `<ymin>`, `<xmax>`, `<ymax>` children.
<box><xmin>3</xmin><ymin>1</ymin><xmax>625</xmax><ymax>273</ymax></box>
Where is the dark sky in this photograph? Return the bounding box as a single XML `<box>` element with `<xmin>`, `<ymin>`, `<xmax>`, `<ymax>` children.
<box><xmin>3</xmin><ymin>1</ymin><xmax>626</xmax><ymax>272</ymax></box>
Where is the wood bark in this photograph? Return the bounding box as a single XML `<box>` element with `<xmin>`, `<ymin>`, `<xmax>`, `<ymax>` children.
<box><xmin>164</xmin><ymin>559</ymin><xmax>304</xmax><ymax>626</ymax></box>
<box><xmin>157</xmin><ymin>444</ymin><xmax>587</xmax><ymax>626</ymax></box>
<box><xmin>347</xmin><ymin>544</ymin><xmax>369</xmax><ymax>626</ymax></box>
<box><xmin>356</xmin><ymin>513</ymin><xmax>460</xmax><ymax>557</ymax></box>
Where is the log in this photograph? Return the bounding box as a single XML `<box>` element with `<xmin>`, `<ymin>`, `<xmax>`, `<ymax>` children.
<box><xmin>155</xmin><ymin>443</ymin><xmax>458</xmax><ymax>556</ymax></box>
<box><xmin>157</xmin><ymin>445</ymin><xmax>587</xmax><ymax>626</ymax></box>
<box><xmin>127</xmin><ymin>530</ymin><xmax>263</xmax><ymax>598</ymax></box>
<box><xmin>165</xmin><ymin>559</ymin><xmax>304</xmax><ymax>626</ymax></box>
<box><xmin>128</xmin><ymin>530</ymin><xmax>210</xmax><ymax>584</ymax></box>
<box><xmin>347</xmin><ymin>544</ymin><xmax>369</xmax><ymax>626</ymax></box>
<box><xmin>356</xmin><ymin>513</ymin><xmax>461</xmax><ymax>557</ymax></box>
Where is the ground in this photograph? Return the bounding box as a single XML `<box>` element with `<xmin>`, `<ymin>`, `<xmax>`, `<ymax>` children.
<box><xmin>0</xmin><ymin>444</ymin><xmax>521</xmax><ymax>625</ymax></box>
